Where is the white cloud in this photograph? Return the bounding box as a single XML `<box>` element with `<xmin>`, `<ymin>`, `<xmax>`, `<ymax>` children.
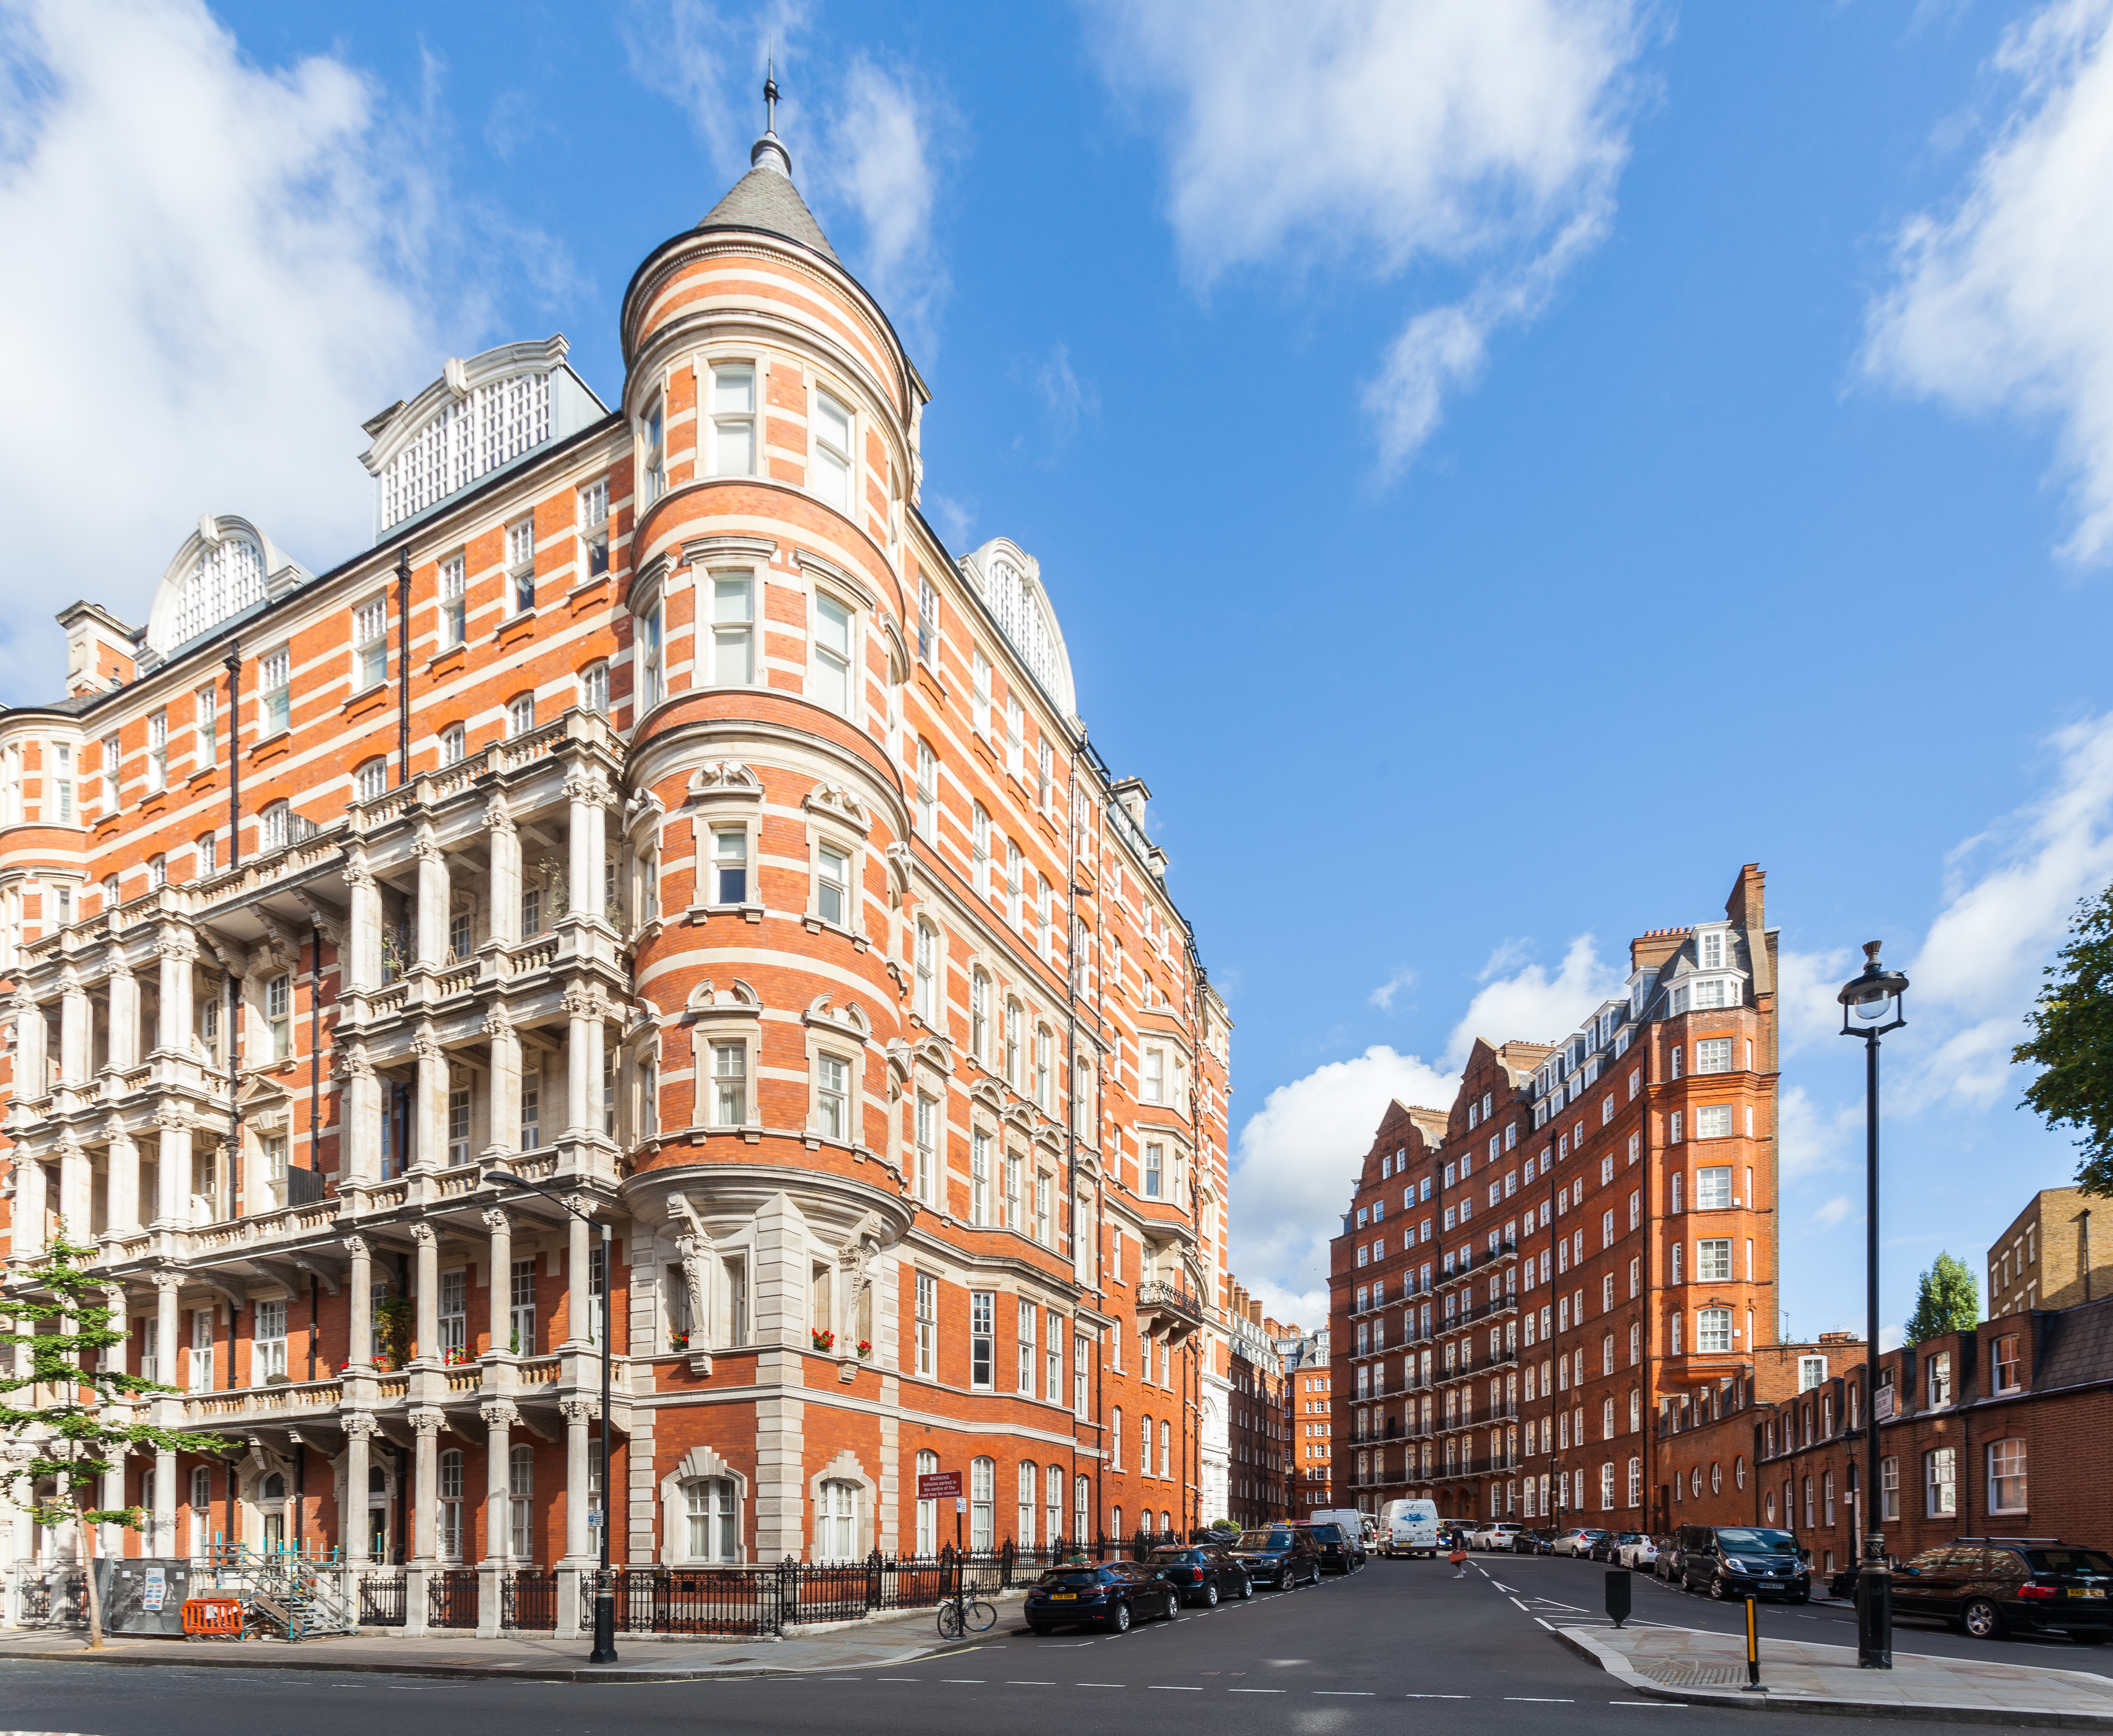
<box><xmin>1775</xmin><ymin>944</ymin><xmax>1855</xmax><ymax>1058</ymax></box>
<box><xmin>1086</xmin><ymin>0</ymin><xmax>1648</xmax><ymax>476</ymax></box>
<box><xmin>1811</xmin><ymin>1195</ymin><xmax>1857</xmax><ymax>1230</ymax></box>
<box><xmin>0</xmin><ymin>0</ymin><xmax>496</xmax><ymax>695</ymax></box>
<box><xmin>816</xmin><ymin>56</ymin><xmax>952</xmax><ymax>351</ymax></box>
<box><xmin>1033</xmin><ymin>343</ymin><xmax>1099</xmax><ymax>442</ymax></box>
<box><xmin>1864</xmin><ymin>0</ymin><xmax>2113</xmax><ymax>563</ymax></box>
<box><xmin>1368</xmin><ymin>966</ymin><xmax>1418</xmax><ymax>1012</ymax></box>
<box><xmin>1229</xmin><ymin>1045</ymin><xmax>1457</xmax><ymax>1315</ymax></box>
<box><xmin>1903</xmin><ymin>711</ymin><xmax>2113</xmax><ymax>1108</ymax></box>
<box><xmin>1442</xmin><ymin>933</ymin><xmax>1622</xmax><ymax>1068</ymax></box>
<box><xmin>1778</xmin><ymin>1085</ymin><xmax>1861</xmax><ymax>1182</ymax></box>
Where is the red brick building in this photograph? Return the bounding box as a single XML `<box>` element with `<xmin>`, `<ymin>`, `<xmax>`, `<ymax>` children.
<box><xmin>1282</xmin><ymin>1325</ymin><xmax>1333</xmax><ymax>1514</ymax></box>
<box><xmin>1331</xmin><ymin>866</ymin><xmax>1782</xmax><ymax>1530</ymax></box>
<box><xmin>1223</xmin><ymin>1277</ymin><xmax>1293</xmax><ymax>1527</ymax></box>
<box><xmin>1662</xmin><ymin>1304</ymin><xmax>2113</xmax><ymax>1579</ymax></box>
<box><xmin>0</xmin><ymin>95</ymin><xmax>1231</xmax><ymax>1626</ymax></box>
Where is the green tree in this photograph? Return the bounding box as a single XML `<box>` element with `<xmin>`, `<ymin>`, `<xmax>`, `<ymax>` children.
<box><xmin>1904</xmin><ymin>1252</ymin><xmax>1982</xmax><ymax>1343</ymax></box>
<box><xmin>2016</xmin><ymin>883</ymin><xmax>2113</xmax><ymax>1194</ymax></box>
<box><xmin>1</xmin><ymin>1231</ymin><xmax>233</xmax><ymax>1648</ymax></box>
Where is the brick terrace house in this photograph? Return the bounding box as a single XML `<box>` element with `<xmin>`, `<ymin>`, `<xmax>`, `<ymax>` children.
<box><xmin>0</xmin><ymin>93</ymin><xmax>1232</xmax><ymax>1629</ymax></box>
<box><xmin>1663</xmin><ymin>1303</ymin><xmax>2113</xmax><ymax>1579</ymax></box>
<box><xmin>1281</xmin><ymin>1324</ymin><xmax>1332</xmax><ymax>1514</ymax></box>
<box><xmin>1331</xmin><ymin>866</ymin><xmax>1782</xmax><ymax>1531</ymax></box>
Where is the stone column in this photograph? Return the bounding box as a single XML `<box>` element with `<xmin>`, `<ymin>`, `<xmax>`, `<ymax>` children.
<box><xmin>154</xmin><ymin>1111</ymin><xmax>190</xmax><ymax>1229</ymax></box>
<box><xmin>409</xmin><ymin>1407</ymin><xmax>444</xmax><ymax>1565</ymax></box>
<box><xmin>100</xmin><ymin>1434</ymin><xmax>129</xmax><ymax>1563</ymax></box>
<box><xmin>345</xmin><ymin>854</ymin><xmax>382</xmax><ymax>994</ymax></box>
<box><xmin>563</xmin><ymin>985</ymin><xmax>604</xmax><ymax>1138</ymax></box>
<box><xmin>343</xmin><ymin>1413</ymin><xmax>378</xmax><ymax>1566</ymax></box>
<box><xmin>59</xmin><ymin>968</ymin><xmax>89</xmax><ymax>1085</ymax></box>
<box><xmin>561</xmin><ymin>1396</ymin><xmax>596</xmax><ymax>1564</ymax></box>
<box><xmin>487</xmin><ymin>799</ymin><xmax>521</xmax><ymax>948</ymax></box>
<box><xmin>56</xmin><ymin>1138</ymin><xmax>91</xmax><ymax>1239</ymax></box>
<box><xmin>412</xmin><ymin>1024</ymin><xmax>446</xmax><ymax>1172</ymax></box>
<box><xmin>107</xmin><ymin>1132</ymin><xmax>140</xmax><ymax>1237</ymax></box>
<box><xmin>156</xmin><ymin>930</ymin><xmax>195</xmax><ymax>1053</ymax></box>
<box><xmin>411</xmin><ymin>1224</ymin><xmax>439</xmax><ymax>1367</ymax></box>
<box><xmin>340</xmin><ymin>1043</ymin><xmax>379</xmax><ymax>1184</ymax></box>
<box><xmin>345</xmin><ymin>1235</ymin><xmax>373</xmax><ymax>1370</ymax></box>
<box><xmin>12</xmin><ymin>1142</ymin><xmax>45</xmax><ymax>1258</ymax></box>
<box><xmin>481</xmin><ymin>1400</ymin><xmax>518</xmax><ymax>1564</ymax></box>
<box><xmin>152</xmin><ymin>1271</ymin><xmax>182</xmax><ymax>1555</ymax></box>
<box><xmin>13</xmin><ymin>991</ymin><xmax>46</xmax><ymax>1099</ymax></box>
<box><xmin>565</xmin><ymin>771</ymin><xmax>606</xmax><ymax>923</ymax></box>
<box><xmin>107</xmin><ymin>961</ymin><xmax>138</xmax><ymax>1074</ymax></box>
<box><xmin>484</xmin><ymin>1208</ymin><xmax>513</xmax><ymax>1359</ymax></box>
<box><xmin>566</xmin><ymin>1206</ymin><xmax>592</xmax><ymax>1349</ymax></box>
<box><xmin>482</xmin><ymin>1006</ymin><xmax>521</xmax><ymax>1157</ymax></box>
<box><xmin>415</xmin><ymin>826</ymin><xmax>450</xmax><ymax>970</ymax></box>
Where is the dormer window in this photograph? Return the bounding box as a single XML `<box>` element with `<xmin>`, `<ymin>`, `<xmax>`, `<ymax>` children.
<box><xmin>1700</xmin><ymin>930</ymin><xmax>1725</xmax><ymax>970</ymax></box>
<box><xmin>710</xmin><ymin>364</ymin><xmax>756</xmax><ymax>476</ymax></box>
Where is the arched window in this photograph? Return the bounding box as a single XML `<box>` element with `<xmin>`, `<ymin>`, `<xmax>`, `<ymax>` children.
<box><xmin>578</xmin><ymin>661</ymin><xmax>609</xmax><ymax>714</ymax></box>
<box><xmin>1710</xmin><ymin>1461</ymin><xmax>1722</xmax><ymax>1495</ymax></box>
<box><xmin>915</xmin><ymin>1450</ymin><xmax>939</xmax><ymax>1556</ymax></box>
<box><xmin>971</xmin><ymin>970</ymin><xmax>990</xmax><ymax>1060</ymax></box>
<box><xmin>507</xmin><ymin>694</ymin><xmax>536</xmax><ymax>738</ymax></box>
<box><xmin>971</xmin><ymin>803</ymin><xmax>990</xmax><ymax>896</ymax></box>
<box><xmin>1627</xmin><ymin>1456</ymin><xmax>1642</xmax><ymax>1508</ymax></box>
<box><xmin>1159</xmin><ymin>1419</ymin><xmax>1171</xmax><ymax>1479</ymax></box>
<box><xmin>914</xmin><ymin>921</ymin><xmax>937</xmax><ymax>1023</ymax></box>
<box><xmin>1045</xmin><ymin>1464</ymin><xmax>1063</xmax><ymax>1547</ymax></box>
<box><xmin>260</xmin><ymin>802</ymin><xmax>289</xmax><ymax>852</ymax></box>
<box><xmin>1765</xmin><ymin>1489</ymin><xmax>1777</xmax><ymax>1523</ymax></box>
<box><xmin>816</xmin><ymin>1479</ymin><xmax>858</xmax><ymax>1561</ymax></box>
<box><xmin>438</xmin><ymin>1449</ymin><xmax>464</xmax><ymax>1562</ymax></box>
<box><xmin>968</xmin><ymin>1458</ymin><xmax>994</xmax><ymax>1551</ymax></box>
<box><xmin>1112</xmin><ymin>1504</ymin><xmax>1124</xmax><ymax>1541</ymax></box>
<box><xmin>1017</xmin><ymin>1462</ymin><xmax>1037</xmax><ymax>1546</ymax></box>
<box><xmin>1112</xmin><ymin>1406</ymin><xmax>1123</xmax><ymax>1470</ymax></box>
<box><xmin>1690</xmin><ymin>1466</ymin><xmax>1702</xmax><ymax>1498</ymax></box>
<box><xmin>1004</xmin><ymin>999</ymin><xmax>1022</xmax><ymax>1086</ymax></box>
<box><xmin>1074</xmin><ymin>1475</ymin><xmax>1090</xmax><ymax>1542</ymax></box>
<box><xmin>354</xmin><ymin>759</ymin><xmax>387</xmax><ymax>805</ymax></box>
<box><xmin>510</xmin><ymin>1444</ymin><xmax>535</xmax><ymax>1559</ymax></box>
<box><xmin>685</xmin><ymin>1478</ymin><xmax>738</xmax><ymax>1562</ymax></box>
<box><xmin>1734</xmin><ymin>1455</ymin><xmax>1746</xmax><ymax>1489</ymax></box>
<box><xmin>439</xmin><ymin>723</ymin><xmax>465</xmax><ymax>766</ymax></box>
<box><xmin>259</xmin><ymin>1471</ymin><xmax>287</xmax><ymax>1554</ymax></box>
<box><xmin>1141</xmin><ymin>1414</ymin><xmax>1153</xmax><ymax>1478</ymax></box>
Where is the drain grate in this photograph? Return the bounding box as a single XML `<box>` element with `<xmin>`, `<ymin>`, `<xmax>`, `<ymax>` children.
<box><xmin>1640</xmin><ymin>1661</ymin><xmax>1744</xmax><ymax>1688</ymax></box>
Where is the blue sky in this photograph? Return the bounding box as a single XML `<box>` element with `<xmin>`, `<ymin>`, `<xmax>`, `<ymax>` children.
<box><xmin>4</xmin><ymin>0</ymin><xmax>2112</xmax><ymax>1338</ymax></box>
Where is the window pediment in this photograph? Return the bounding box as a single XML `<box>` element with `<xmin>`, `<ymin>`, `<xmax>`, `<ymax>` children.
<box><xmin>803</xmin><ymin>783</ymin><xmax>872</xmax><ymax>834</ymax></box>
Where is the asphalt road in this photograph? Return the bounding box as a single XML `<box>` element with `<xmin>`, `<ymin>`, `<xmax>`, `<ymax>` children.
<box><xmin>1473</xmin><ymin>1544</ymin><xmax>2113</xmax><ymax>1678</ymax></box>
<box><xmin>0</xmin><ymin>1557</ymin><xmax>1927</xmax><ymax>1734</ymax></box>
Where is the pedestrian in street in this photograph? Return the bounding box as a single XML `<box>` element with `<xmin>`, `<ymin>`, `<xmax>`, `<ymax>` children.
<box><xmin>1448</xmin><ymin>1538</ymin><xmax>1469</xmax><ymax>1579</ymax></box>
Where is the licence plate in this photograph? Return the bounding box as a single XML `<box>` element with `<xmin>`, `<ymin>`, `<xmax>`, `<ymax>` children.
<box><xmin>1050</xmin><ymin>1592</ymin><xmax>1078</xmax><ymax>1600</ymax></box>
<box><xmin>2069</xmin><ymin>1588</ymin><xmax>2106</xmax><ymax>1598</ymax></box>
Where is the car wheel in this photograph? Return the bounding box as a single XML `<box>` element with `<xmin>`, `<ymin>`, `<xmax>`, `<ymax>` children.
<box><xmin>1203</xmin><ymin>1582</ymin><xmax>1220</xmax><ymax>1608</ymax></box>
<box><xmin>1964</xmin><ymin>1598</ymin><xmax>2005</xmax><ymax>1641</ymax></box>
<box><xmin>1237</xmin><ymin>1576</ymin><xmax>1254</xmax><ymax>1600</ymax></box>
<box><xmin>1110</xmin><ymin>1601</ymin><xmax>1133</xmax><ymax>1634</ymax></box>
<box><xmin>1710</xmin><ymin>1575</ymin><xmax>1732</xmax><ymax>1602</ymax></box>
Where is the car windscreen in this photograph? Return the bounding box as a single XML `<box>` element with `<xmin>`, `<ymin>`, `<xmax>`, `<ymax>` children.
<box><xmin>1715</xmin><ymin>1529</ymin><xmax>1797</xmax><ymax>1554</ymax></box>
<box><xmin>1303</xmin><ymin>1524</ymin><xmax>1344</xmax><ymax>1541</ymax></box>
<box><xmin>1238</xmin><ymin>1531</ymin><xmax>1294</xmax><ymax>1551</ymax></box>
<box><xmin>1149</xmin><ymin>1549</ymin><xmax>1202</xmax><ymax>1564</ymax></box>
<box><xmin>1037</xmin><ymin>1569</ymin><xmax>1109</xmax><ymax>1586</ymax></box>
<box><xmin>2026</xmin><ymin>1550</ymin><xmax>2113</xmax><ymax>1576</ymax></box>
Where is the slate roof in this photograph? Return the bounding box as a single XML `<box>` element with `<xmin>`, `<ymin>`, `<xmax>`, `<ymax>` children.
<box><xmin>698</xmin><ymin>150</ymin><xmax>839</xmax><ymax>264</ymax></box>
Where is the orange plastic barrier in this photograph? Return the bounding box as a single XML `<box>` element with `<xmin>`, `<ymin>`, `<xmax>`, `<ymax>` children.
<box><xmin>182</xmin><ymin>1597</ymin><xmax>244</xmax><ymax>1638</ymax></box>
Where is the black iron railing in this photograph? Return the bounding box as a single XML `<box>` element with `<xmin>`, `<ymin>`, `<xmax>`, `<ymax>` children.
<box><xmin>357</xmin><ymin>1572</ymin><xmax>406</xmax><ymax>1626</ymax></box>
<box><xmin>502</xmin><ymin>1569</ymin><xmax>558</xmax><ymax>1630</ymax></box>
<box><xmin>429</xmin><ymin>1569</ymin><xmax>479</xmax><ymax>1629</ymax></box>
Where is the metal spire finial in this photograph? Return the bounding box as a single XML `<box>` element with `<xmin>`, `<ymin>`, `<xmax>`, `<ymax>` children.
<box><xmin>764</xmin><ymin>47</ymin><xmax>779</xmax><ymax>135</ymax></box>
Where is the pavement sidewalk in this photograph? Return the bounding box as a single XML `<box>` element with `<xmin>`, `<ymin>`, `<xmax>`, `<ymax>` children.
<box><xmin>0</xmin><ymin>1603</ymin><xmax>977</xmax><ymax>1682</ymax></box>
<box><xmin>1556</xmin><ymin>1621</ymin><xmax>2113</xmax><ymax>1728</ymax></box>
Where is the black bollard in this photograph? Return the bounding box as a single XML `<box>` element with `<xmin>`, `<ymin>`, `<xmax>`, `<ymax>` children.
<box><xmin>1605</xmin><ymin>1568</ymin><xmax>1631</xmax><ymax>1629</ymax></box>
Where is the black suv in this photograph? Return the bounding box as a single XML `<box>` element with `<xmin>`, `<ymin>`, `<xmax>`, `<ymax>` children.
<box><xmin>1230</xmin><ymin>1526</ymin><xmax>1323</xmax><ymax>1589</ymax></box>
<box><xmin>1894</xmin><ymin>1542</ymin><xmax>2113</xmax><ymax>1641</ymax></box>
<box><xmin>1295</xmin><ymin>1520</ymin><xmax>1362</xmax><ymax>1573</ymax></box>
<box><xmin>1146</xmin><ymin>1543</ymin><xmax>1253</xmax><ymax>1608</ymax></box>
<box><xmin>1675</xmin><ymin>1525</ymin><xmax>1811</xmax><ymax>1602</ymax></box>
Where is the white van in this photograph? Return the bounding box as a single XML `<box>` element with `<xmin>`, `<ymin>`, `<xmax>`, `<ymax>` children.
<box><xmin>1381</xmin><ymin>1498</ymin><xmax>1441</xmax><ymax>1559</ymax></box>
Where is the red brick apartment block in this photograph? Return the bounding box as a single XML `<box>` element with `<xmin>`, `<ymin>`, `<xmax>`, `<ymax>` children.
<box><xmin>0</xmin><ymin>109</ymin><xmax>1231</xmax><ymax>1619</ymax></box>
<box><xmin>1330</xmin><ymin>865</ymin><xmax>1780</xmax><ymax>1531</ymax></box>
<box><xmin>1223</xmin><ymin>1276</ymin><xmax>1297</xmax><ymax>1527</ymax></box>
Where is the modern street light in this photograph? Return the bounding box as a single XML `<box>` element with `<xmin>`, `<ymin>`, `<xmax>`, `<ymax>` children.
<box><xmin>483</xmin><ymin>1159</ymin><xmax>618</xmax><ymax>1666</ymax></box>
<box><xmin>1837</xmin><ymin>940</ymin><xmax>1908</xmax><ymax>1672</ymax></box>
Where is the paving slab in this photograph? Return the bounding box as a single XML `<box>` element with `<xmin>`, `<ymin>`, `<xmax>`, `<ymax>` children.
<box><xmin>1556</xmin><ymin>1620</ymin><xmax>2113</xmax><ymax>1728</ymax></box>
<box><xmin>0</xmin><ymin>1604</ymin><xmax>980</xmax><ymax>1682</ymax></box>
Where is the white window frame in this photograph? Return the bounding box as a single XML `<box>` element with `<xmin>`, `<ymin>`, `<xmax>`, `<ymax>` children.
<box><xmin>355</xmin><ymin>595</ymin><xmax>389</xmax><ymax>689</ymax></box>
<box><xmin>810</xmin><ymin>588</ymin><xmax>855</xmax><ymax>714</ymax></box>
<box><xmin>811</xmin><ymin>385</ymin><xmax>854</xmax><ymax>513</ymax></box>
<box><xmin>707</xmin><ymin>569</ymin><xmax>755</xmax><ymax>686</ymax></box>
<box><xmin>707</xmin><ymin>360</ymin><xmax>758</xmax><ymax>478</ymax></box>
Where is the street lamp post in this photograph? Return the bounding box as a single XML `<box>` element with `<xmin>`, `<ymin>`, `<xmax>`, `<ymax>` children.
<box><xmin>484</xmin><ymin>1160</ymin><xmax>618</xmax><ymax>1665</ymax></box>
<box><xmin>1837</xmin><ymin>940</ymin><xmax>1908</xmax><ymax>1672</ymax></box>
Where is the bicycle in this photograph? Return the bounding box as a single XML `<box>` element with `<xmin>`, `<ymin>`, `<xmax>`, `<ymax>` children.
<box><xmin>936</xmin><ymin>1588</ymin><xmax>997</xmax><ymax>1638</ymax></box>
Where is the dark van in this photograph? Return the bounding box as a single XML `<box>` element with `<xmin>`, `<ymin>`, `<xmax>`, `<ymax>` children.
<box><xmin>1674</xmin><ymin>1524</ymin><xmax>1811</xmax><ymax>1602</ymax></box>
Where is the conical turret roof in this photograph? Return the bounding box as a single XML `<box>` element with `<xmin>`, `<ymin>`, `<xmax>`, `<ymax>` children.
<box><xmin>697</xmin><ymin>72</ymin><xmax>838</xmax><ymax>263</ymax></box>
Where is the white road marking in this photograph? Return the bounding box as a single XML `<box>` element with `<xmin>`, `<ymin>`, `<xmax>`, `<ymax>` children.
<box><xmin>1506</xmin><ymin>1696</ymin><xmax>1575</xmax><ymax>1702</ymax></box>
<box><xmin>1006</xmin><ymin>1681</ymin><xmax>1056</xmax><ymax>1685</ymax></box>
<box><xmin>1228</xmin><ymin>1688</ymin><xmax>1286</xmax><ymax>1693</ymax></box>
<box><xmin>1315</xmin><ymin>1690</ymin><xmax>1375</xmax><ymax>1696</ymax></box>
<box><xmin>1404</xmin><ymin>1693</ymin><xmax>1471</xmax><ymax>1699</ymax></box>
<box><xmin>1077</xmin><ymin>1682</ymin><xmax>1125</xmax><ymax>1687</ymax></box>
<box><xmin>1509</xmin><ymin>1597</ymin><xmax>1528</xmax><ymax>1611</ymax></box>
<box><xmin>1149</xmin><ymin>1685</ymin><xmax>1202</xmax><ymax>1690</ymax></box>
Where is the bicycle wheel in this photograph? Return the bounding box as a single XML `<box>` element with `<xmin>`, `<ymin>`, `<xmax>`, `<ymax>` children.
<box><xmin>936</xmin><ymin>1601</ymin><xmax>965</xmax><ymax>1640</ymax></box>
<box><xmin>966</xmin><ymin>1599</ymin><xmax>997</xmax><ymax>1633</ymax></box>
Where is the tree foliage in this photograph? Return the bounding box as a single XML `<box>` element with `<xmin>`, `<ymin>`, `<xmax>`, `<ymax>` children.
<box><xmin>1904</xmin><ymin>1252</ymin><xmax>1981</xmax><ymax>1343</ymax></box>
<box><xmin>1</xmin><ymin>1230</ymin><xmax>234</xmax><ymax>1646</ymax></box>
<box><xmin>2016</xmin><ymin>883</ymin><xmax>2113</xmax><ymax>1195</ymax></box>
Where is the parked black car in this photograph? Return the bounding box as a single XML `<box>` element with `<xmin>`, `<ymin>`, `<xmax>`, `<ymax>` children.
<box><xmin>1894</xmin><ymin>1543</ymin><xmax>2113</xmax><ymax>1641</ymax></box>
<box><xmin>1513</xmin><ymin>1528</ymin><xmax>1558</xmax><ymax>1555</ymax></box>
<box><xmin>1295</xmin><ymin>1520</ymin><xmax>1362</xmax><ymax>1573</ymax></box>
<box><xmin>1231</xmin><ymin>1526</ymin><xmax>1324</xmax><ymax>1590</ymax></box>
<box><xmin>1593</xmin><ymin>1532</ymin><xmax>1645</xmax><ymax>1564</ymax></box>
<box><xmin>1025</xmin><ymin>1561</ymin><xmax>1180</xmax><ymax>1634</ymax></box>
<box><xmin>1147</xmin><ymin>1543</ymin><xmax>1254</xmax><ymax>1608</ymax></box>
<box><xmin>1654</xmin><ymin>1534</ymin><xmax>1685</xmax><ymax>1582</ymax></box>
<box><xmin>1674</xmin><ymin>1525</ymin><xmax>1812</xmax><ymax>1602</ymax></box>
